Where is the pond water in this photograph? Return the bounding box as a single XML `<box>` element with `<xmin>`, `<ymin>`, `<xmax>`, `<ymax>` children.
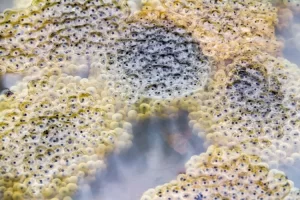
<box><xmin>0</xmin><ymin>0</ymin><xmax>12</xmax><ymax>12</ymax></box>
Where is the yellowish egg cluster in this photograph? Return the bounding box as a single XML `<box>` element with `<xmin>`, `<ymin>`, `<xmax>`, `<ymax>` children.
<box><xmin>140</xmin><ymin>0</ymin><xmax>282</xmax><ymax>64</ymax></box>
<box><xmin>1</xmin><ymin>0</ymin><xmax>300</xmax><ymax>199</ymax></box>
<box><xmin>0</xmin><ymin>66</ymin><xmax>133</xmax><ymax>200</ymax></box>
<box><xmin>0</xmin><ymin>0</ymin><xmax>213</xmax><ymax>100</ymax></box>
<box><xmin>187</xmin><ymin>52</ymin><xmax>300</xmax><ymax>168</ymax></box>
<box><xmin>0</xmin><ymin>0</ymin><xmax>130</xmax><ymax>74</ymax></box>
<box><xmin>141</xmin><ymin>145</ymin><xmax>299</xmax><ymax>200</ymax></box>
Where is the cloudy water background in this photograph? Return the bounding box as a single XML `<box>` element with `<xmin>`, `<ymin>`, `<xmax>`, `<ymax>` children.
<box><xmin>0</xmin><ymin>0</ymin><xmax>300</xmax><ymax>199</ymax></box>
<box><xmin>0</xmin><ymin>0</ymin><xmax>11</xmax><ymax>12</ymax></box>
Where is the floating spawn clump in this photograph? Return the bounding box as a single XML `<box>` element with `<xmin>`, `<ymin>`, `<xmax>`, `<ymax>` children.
<box><xmin>1</xmin><ymin>0</ymin><xmax>300</xmax><ymax>200</ymax></box>
<box><xmin>114</xmin><ymin>17</ymin><xmax>211</xmax><ymax>99</ymax></box>
<box><xmin>139</xmin><ymin>0</ymin><xmax>283</xmax><ymax>63</ymax></box>
<box><xmin>0</xmin><ymin>0</ymin><xmax>130</xmax><ymax>74</ymax></box>
<box><xmin>141</xmin><ymin>145</ymin><xmax>297</xmax><ymax>200</ymax></box>
<box><xmin>0</xmin><ymin>66</ymin><xmax>133</xmax><ymax>199</ymax></box>
<box><xmin>187</xmin><ymin>52</ymin><xmax>300</xmax><ymax>167</ymax></box>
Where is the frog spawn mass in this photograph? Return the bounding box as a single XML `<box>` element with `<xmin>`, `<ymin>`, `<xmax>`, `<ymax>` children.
<box><xmin>140</xmin><ymin>0</ymin><xmax>282</xmax><ymax>63</ymax></box>
<box><xmin>114</xmin><ymin>19</ymin><xmax>211</xmax><ymax>99</ymax></box>
<box><xmin>0</xmin><ymin>0</ymin><xmax>212</xmax><ymax>100</ymax></box>
<box><xmin>141</xmin><ymin>145</ymin><xmax>299</xmax><ymax>200</ymax></box>
<box><xmin>142</xmin><ymin>53</ymin><xmax>300</xmax><ymax>200</ymax></box>
<box><xmin>0</xmin><ymin>66</ymin><xmax>133</xmax><ymax>200</ymax></box>
<box><xmin>1</xmin><ymin>0</ymin><xmax>300</xmax><ymax>200</ymax></box>
<box><xmin>187</xmin><ymin>53</ymin><xmax>300</xmax><ymax>168</ymax></box>
<box><xmin>0</xmin><ymin>0</ymin><xmax>130</xmax><ymax>74</ymax></box>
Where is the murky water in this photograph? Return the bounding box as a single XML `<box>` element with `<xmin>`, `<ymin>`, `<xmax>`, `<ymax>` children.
<box><xmin>0</xmin><ymin>0</ymin><xmax>12</xmax><ymax>12</ymax></box>
<box><xmin>75</xmin><ymin>112</ymin><xmax>205</xmax><ymax>200</ymax></box>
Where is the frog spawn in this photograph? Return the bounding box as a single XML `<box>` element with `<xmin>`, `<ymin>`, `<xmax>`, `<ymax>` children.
<box><xmin>140</xmin><ymin>52</ymin><xmax>300</xmax><ymax>199</ymax></box>
<box><xmin>0</xmin><ymin>0</ymin><xmax>300</xmax><ymax>199</ymax></box>
<box><xmin>0</xmin><ymin>66</ymin><xmax>133</xmax><ymax>200</ymax></box>
<box><xmin>0</xmin><ymin>0</ymin><xmax>212</xmax><ymax>101</ymax></box>
<box><xmin>185</xmin><ymin>52</ymin><xmax>300</xmax><ymax>169</ymax></box>
<box><xmin>114</xmin><ymin>19</ymin><xmax>211</xmax><ymax>99</ymax></box>
<box><xmin>0</xmin><ymin>0</ymin><xmax>130</xmax><ymax>74</ymax></box>
<box><xmin>141</xmin><ymin>0</ymin><xmax>282</xmax><ymax>63</ymax></box>
<box><xmin>141</xmin><ymin>145</ymin><xmax>299</xmax><ymax>200</ymax></box>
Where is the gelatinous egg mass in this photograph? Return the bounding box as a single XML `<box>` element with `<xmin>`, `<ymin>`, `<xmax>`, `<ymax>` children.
<box><xmin>0</xmin><ymin>0</ymin><xmax>300</xmax><ymax>200</ymax></box>
<box><xmin>115</xmin><ymin>20</ymin><xmax>211</xmax><ymax>99</ymax></box>
<box><xmin>0</xmin><ymin>0</ymin><xmax>130</xmax><ymax>74</ymax></box>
